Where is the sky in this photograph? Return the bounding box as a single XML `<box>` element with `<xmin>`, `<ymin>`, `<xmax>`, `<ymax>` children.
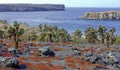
<box><xmin>0</xmin><ymin>0</ymin><xmax>120</xmax><ymax>7</ymax></box>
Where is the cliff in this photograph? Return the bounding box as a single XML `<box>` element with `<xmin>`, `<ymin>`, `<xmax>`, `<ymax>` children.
<box><xmin>0</xmin><ymin>4</ymin><xmax>65</xmax><ymax>12</ymax></box>
<box><xmin>81</xmin><ymin>11</ymin><xmax>120</xmax><ymax>20</ymax></box>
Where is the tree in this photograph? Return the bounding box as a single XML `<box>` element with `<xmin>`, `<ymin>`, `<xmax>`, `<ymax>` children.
<box><xmin>103</xmin><ymin>32</ymin><xmax>110</xmax><ymax>47</ymax></box>
<box><xmin>85</xmin><ymin>26</ymin><xmax>97</xmax><ymax>44</ymax></box>
<box><xmin>115</xmin><ymin>36</ymin><xmax>120</xmax><ymax>45</ymax></box>
<box><xmin>109</xmin><ymin>28</ymin><xmax>116</xmax><ymax>45</ymax></box>
<box><xmin>7</xmin><ymin>21</ymin><xmax>24</xmax><ymax>49</ymax></box>
<box><xmin>39</xmin><ymin>32</ymin><xmax>45</xmax><ymax>42</ymax></box>
<box><xmin>97</xmin><ymin>25</ymin><xmax>107</xmax><ymax>44</ymax></box>
<box><xmin>29</xmin><ymin>30</ymin><xmax>37</xmax><ymax>41</ymax></box>
<box><xmin>73</xmin><ymin>29</ymin><xmax>82</xmax><ymax>43</ymax></box>
<box><xmin>3</xmin><ymin>25</ymin><xmax>8</xmax><ymax>39</ymax></box>
<box><xmin>38</xmin><ymin>24</ymin><xmax>42</xmax><ymax>32</ymax></box>
<box><xmin>51</xmin><ymin>25</ymin><xmax>58</xmax><ymax>42</ymax></box>
<box><xmin>0</xmin><ymin>30</ymin><xmax>4</xmax><ymax>39</ymax></box>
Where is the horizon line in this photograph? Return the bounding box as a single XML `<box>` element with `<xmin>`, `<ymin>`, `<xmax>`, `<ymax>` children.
<box><xmin>0</xmin><ymin>3</ymin><xmax>120</xmax><ymax>8</ymax></box>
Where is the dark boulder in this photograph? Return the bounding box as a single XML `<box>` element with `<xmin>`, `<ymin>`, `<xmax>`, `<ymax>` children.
<box><xmin>5</xmin><ymin>58</ymin><xmax>19</xmax><ymax>68</ymax></box>
<box><xmin>42</xmin><ymin>50</ymin><xmax>55</xmax><ymax>56</ymax></box>
<box><xmin>39</xmin><ymin>46</ymin><xmax>55</xmax><ymax>57</ymax></box>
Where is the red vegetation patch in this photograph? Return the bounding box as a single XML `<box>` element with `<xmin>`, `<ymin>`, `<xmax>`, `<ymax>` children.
<box><xmin>65</xmin><ymin>57</ymin><xmax>76</xmax><ymax>63</ymax></box>
<box><xmin>17</xmin><ymin>56</ymin><xmax>62</xmax><ymax>70</ymax></box>
<box><xmin>7</xmin><ymin>42</ymin><xmax>14</xmax><ymax>48</ymax></box>
<box><xmin>90</xmin><ymin>64</ymin><xmax>108</xmax><ymax>69</ymax></box>
<box><xmin>67</xmin><ymin>63</ymin><xmax>76</xmax><ymax>69</ymax></box>
<box><xmin>105</xmin><ymin>47</ymin><xmax>110</xmax><ymax>52</ymax></box>
<box><xmin>19</xmin><ymin>56</ymin><xmax>60</xmax><ymax>63</ymax></box>
<box><xmin>2</xmin><ymin>54</ymin><xmax>13</xmax><ymax>57</ymax></box>
<box><xmin>65</xmin><ymin>56</ymin><xmax>108</xmax><ymax>70</ymax></box>
<box><xmin>34</xmin><ymin>63</ymin><xmax>62</xmax><ymax>70</ymax></box>
<box><xmin>19</xmin><ymin>47</ymin><xmax>24</xmax><ymax>51</ymax></box>
<box><xmin>32</xmin><ymin>43</ymin><xmax>41</xmax><ymax>46</ymax></box>
<box><xmin>51</xmin><ymin>47</ymin><xmax>65</xmax><ymax>51</ymax></box>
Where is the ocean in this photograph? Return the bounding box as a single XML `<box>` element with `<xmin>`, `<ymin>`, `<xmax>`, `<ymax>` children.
<box><xmin>0</xmin><ymin>7</ymin><xmax>120</xmax><ymax>35</ymax></box>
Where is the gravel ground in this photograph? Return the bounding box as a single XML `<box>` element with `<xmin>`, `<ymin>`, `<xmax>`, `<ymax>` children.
<box><xmin>0</xmin><ymin>44</ymin><xmax>120</xmax><ymax>70</ymax></box>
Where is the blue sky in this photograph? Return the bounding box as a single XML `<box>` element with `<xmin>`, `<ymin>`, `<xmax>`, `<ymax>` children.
<box><xmin>0</xmin><ymin>0</ymin><xmax>120</xmax><ymax>7</ymax></box>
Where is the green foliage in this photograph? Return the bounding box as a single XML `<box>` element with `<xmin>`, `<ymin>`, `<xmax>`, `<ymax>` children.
<box><xmin>0</xmin><ymin>30</ymin><xmax>4</xmax><ymax>39</ymax></box>
<box><xmin>0</xmin><ymin>20</ymin><xmax>118</xmax><ymax>46</ymax></box>
<box><xmin>18</xmin><ymin>28</ymin><xmax>24</xmax><ymax>36</ymax></box>
<box><xmin>109</xmin><ymin>28</ymin><xmax>116</xmax><ymax>45</ymax></box>
<box><xmin>7</xmin><ymin>21</ymin><xmax>24</xmax><ymax>49</ymax></box>
<box><xmin>85</xmin><ymin>26</ymin><xmax>97</xmax><ymax>44</ymax></box>
<box><xmin>84</xmin><ymin>25</ymin><xmax>116</xmax><ymax>46</ymax></box>
<box><xmin>38</xmin><ymin>24</ymin><xmax>42</xmax><ymax>32</ymax></box>
<box><xmin>29</xmin><ymin>30</ymin><xmax>37</xmax><ymax>41</ymax></box>
<box><xmin>115</xmin><ymin>36</ymin><xmax>120</xmax><ymax>45</ymax></box>
<box><xmin>73</xmin><ymin>29</ymin><xmax>82</xmax><ymax>38</ymax></box>
<box><xmin>72</xmin><ymin>29</ymin><xmax>82</xmax><ymax>43</ymax></box>
<box><xmin>37</xmin><ymin>24</ymin><xmax>71</xmax><ymax>43</ymax></box>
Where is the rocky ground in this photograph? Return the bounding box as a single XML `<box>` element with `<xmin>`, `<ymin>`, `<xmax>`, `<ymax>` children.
<box><xmin>0</xmin><ymin>42</ymin><xmax>120</xmax><ymax>70</ymax></box>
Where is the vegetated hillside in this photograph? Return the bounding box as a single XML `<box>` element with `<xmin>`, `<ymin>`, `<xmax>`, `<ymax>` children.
<box><xmin>0</xmin><ymin>4</ymin><xmax>65</xmax><ymax>12</ymax></box>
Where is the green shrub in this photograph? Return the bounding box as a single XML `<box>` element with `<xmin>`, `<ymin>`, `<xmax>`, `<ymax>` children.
<box><xmin>115</xmin><ymin>36</ymin><xmax>120</xmax><ymax>45</ymax></box>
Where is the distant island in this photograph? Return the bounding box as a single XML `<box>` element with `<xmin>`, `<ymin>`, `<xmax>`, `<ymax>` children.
<box><xmin>81</xmin><ymin>11</ymin><xmax>120</xmax><ymax>20</ymax></box>
<box><xmin>0</xmin><ymin>4</ymin><xmax>65</xmax><ymax>12</ymax></box>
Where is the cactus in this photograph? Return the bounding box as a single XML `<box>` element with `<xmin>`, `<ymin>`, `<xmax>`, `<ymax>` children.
<box><xmin>7</xmin><ymin>21</ymin><xmax>24</xmax><ymax>49</ymax></box>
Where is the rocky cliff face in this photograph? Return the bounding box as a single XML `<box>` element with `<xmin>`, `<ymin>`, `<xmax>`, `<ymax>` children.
<box><xmin>0</xmin><ymin>4</ymin><xmax>65</xmax><ymax>12</ymax></box>
<box><xmin>82</xmin><ymin>11</ymin><xmax>120</xmax><ymax>20</ymax></box>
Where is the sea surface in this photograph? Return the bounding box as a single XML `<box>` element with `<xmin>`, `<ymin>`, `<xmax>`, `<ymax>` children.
<box><xmin>0</xmin><ymin>7</ymin><xmax>120</xmax><ymax>35</ymax></box>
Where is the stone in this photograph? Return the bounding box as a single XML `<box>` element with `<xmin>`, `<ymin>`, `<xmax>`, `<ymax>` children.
<box><xmin>24</xmin><ymin>46</ymin><xmax>30</xmax><ymax>53</ymax></box>
<box><xmin>84</xmin><ymin>57</ymin><xmax>90</xmax><ymax>61</ymax></box>
<box><xmin>16</xmin><ymin>49</ymin><xmax>23</xmax><ymax>54</ymax></box>
<box><xmin>0</xmin><ymin>57</ymin><xmax>4</xmax><ymax>62</ymax></box>
<box><xmin>5</xmin><ymin>58</ymin><xmax>19</xmax><ymax>68</ymax></box>
<box><xmin>8</xmin><ymin>47</ymin><xmax>16</xmax><ymax>53</ymax></box>
<box><xmin>38</xmin><ymin>46</ymin><xmax>55</xmax><ymax>57</ymax></box>
<box><xmin>89</xmin><ymin>56</ymin><xmax>97</xmax><ymax>63</ymax></box>
<box><xmin>85</xmin><ymin>51</ymin><xmax>93</xmax><ymax>57</ymax></box>
<box><xmin>8</xmin><ymin>47</ymin><xmax>22</xmax><ymax>54</ymax></box>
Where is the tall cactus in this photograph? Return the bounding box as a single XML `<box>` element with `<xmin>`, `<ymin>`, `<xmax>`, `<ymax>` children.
<box><xmin>97</xmin><ymin>25</ymin><xmax>107</xmax><ymax>44</ymax></box>
<box><xmin>0</xmin><ymin>30</ymin><xmax>4</xmax><ymax>39</ymax></box>
<box><xmin>73</xmin><ymin>29</ymin><xmax>82</xmax><ymax>43</ymax></box>
<box><xmin>7</xmin><ymin>21</ymin><xmax>24</xmax><ymax>49</ymax></box>
<box><xmin>109</xmin><ymin>28</ymin><xmax>116</xmax><ymax>45</ymax></box>
<box><xmin>103</xmin><ymin>32</ymin><xmax>110</xmax><ymax>47</ymax></box>
<box><xmin>85</xmin><ymin>26</ymin><xmax>97</xmax><ymax>44</ymax></box>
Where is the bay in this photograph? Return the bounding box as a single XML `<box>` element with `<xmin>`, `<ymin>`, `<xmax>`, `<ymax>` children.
<box><xmin>0</xmin><ymin>7</ymin><xmax>120</xmax><ymax>35</ymax></box>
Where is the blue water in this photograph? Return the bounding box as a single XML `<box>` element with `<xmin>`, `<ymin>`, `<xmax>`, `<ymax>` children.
<box><xmin>0</xmin><ymin>8</ymin><xmax>120</xmax><ymax>35</ymax></box>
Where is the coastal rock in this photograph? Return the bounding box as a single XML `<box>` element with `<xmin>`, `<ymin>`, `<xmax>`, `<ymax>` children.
<box><xmin>81</xmin><ymin>11</ymin><xmax>120</xmax><ymax>20</ymax></box>
<box><xmin>0</xmin><ymin>4</ymin><xmax>65</xmax><ymax>12</ymax></box>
